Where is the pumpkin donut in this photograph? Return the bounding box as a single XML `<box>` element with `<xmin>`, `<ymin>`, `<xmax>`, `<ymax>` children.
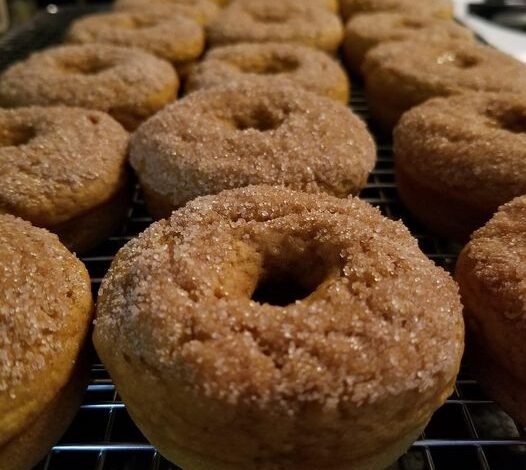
<box><xmin>456</xmin><ymin>195</ymin><xmax>526</xmax><ymax>426</ymax></box>
<box><xmin>343</xmin><ymin>12</ymin><xmax>474</xmax><ymax>75</ymax></box>
<box><xmin>362</xmin><ymin>39</ymin><xmax>526</xmax><ymax>132</ymax></box>
<box><xmin>0</xmin><ymin>106</ymin><xmax>131</xmax><ymax>253</ymax></box>
<box><xmin>340</xmin><ymin>0</ymin><xmax>454</xmax><ymax>21</ymax></box>
<box><xmin>113</xmin><ymin>0</ymin><xmax>220</xmax><ymax>25</ymax></box>
<box><xmin>186</xmin><ymin>42</ymin><xmax>350</xmax><ymax>103</ymax></box>
<box><xmin>394</xmin><ymin>93</ymin><xmax>526</xmax><ymax>241</ymax></box>
<box><xmin>207</xmin><ymin>0</ymin><xmax>344</xmax><ymax>54</ymax></box>
<box><xmin>0</xmin><ymin>215</ymin><xmax>93</xmax><ymax>470</ymax></box>
<box><xmin>0</xmin><ymin>44</ymin><xmax>178</xmax><ymax>131</ymax></box>
<box><xmin>130</xmin><ymin>80</ymin><xmax>375</xmax><ymax>219</ymax></box>
<box><xmin>94</xmin><ymin>185</ymin><xmax>464</xmax><ymax>470</ymax></box>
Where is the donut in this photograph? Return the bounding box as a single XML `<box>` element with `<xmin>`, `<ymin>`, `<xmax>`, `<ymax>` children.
<box><xmin>456</xmin><ymin>195</ymin><xmax>526</xmax><ymax>425</ymax></box>
<box><xmin>0</xmin><ymin>215</ymin><xmax>93</xmax><ymax>470</ymax></box>
<box><xmin>67</xmin><ymin>10</ymin><xmax>205</xmax><ymax>71</ymax></box>
<box><xmin>343</xmin><ymin>12</ymin><xmax>474</xmax><ymax>75</ymax></box>
<box><xmin>130</xmin><ymin>80</ymin><xmax>375</xmax><ymax>219</ymax></box>
<box><xmin>362</xmin><ymin>39</ymin><xmax>526</xmax><ymax>132</ymax></box>
<box><xmin>340</xmin><ymin>0</ymin><xmax>454</xmax><ymax>21</ymax></box>
<box><xmin>0</xmin><ymin>106</ymin><xmax>131</xmax><ymax>253</ymax></box>
<box><xmin>0</xmin><ymin>44</ymin><xmax>178</xmax><ymax>131</ymax></box>
<box><xmin>186</xmin><ymin>42</ymin><xmax>350</xmax><ymax>103</ymax></box>
<box><xmin>113</xmin><ymin>0</ymin><xmax>220</xmax><ymax>25</ymax></box>
<box><xmin>94</xmin><ymin>185</ymin><xmax>464</xmax><ymax>470</ymax></box>
<box><xmin>394</xmin><ymin>93</ymin><xmax>526</xmax><ymax>241</ymax></box>
<box><xmin>207</xmin><ymin>0</ymin><xmax>344</xmax><ymax>54</ymax></box>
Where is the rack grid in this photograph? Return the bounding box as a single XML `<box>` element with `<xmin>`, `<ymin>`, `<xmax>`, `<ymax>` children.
<box><xmin>1</xmin><ymin>6</ymin><xmax>525</xmax><ymax>470</ymax></box>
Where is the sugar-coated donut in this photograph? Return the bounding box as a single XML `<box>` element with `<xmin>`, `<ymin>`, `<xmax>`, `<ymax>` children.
<box><xmin>363</xmin><ymin>39</ymin><xmax>526</xmax><ymax>132</ymax></box>
<box><xmin>343</xmin><ymin>12</ymin><xmax>474</xmax><ymax>75</ymax></box>
<box><xmin>207</xmin><ymin>0</ymin><xmax>344</xmax><ymax>54</ymax></box>
<box><xmin>186</xmin><ymin>42</ymin><xmax>350</xmax><ymax>103</ymax></box>
<box><xmin>456</xmin><ymin>196</ymin><xmax>526</xmax><ymax>425</ymax></box>
<box><xmin>340</xmin><ymin>0</ymin><xmax>453</xmax><ymax>21</ymax></box>
<box><xmin>394</xmin><ymin>93</ymin><xmax>526</xmax><ymax>241</ymax></box>
<box><xmin>67</xmin><ymin>11</ymin><xmax>204</xmax><ymax>69</ymax></box>
<box><xmin>94</xmin><ymin>185</ymin><xmax>464</xmax><ymax>470</ymax></box>
<box><xmin>113</xmin><ymin>0</ymin><xmax>220</xmax><ymax>25</ymax></box>
<box><xmin>0</xmin><ymin>215</ymin><xmax>93</xmax><ymax>470</ymax></box>
<box><xmin>130</xmin><ymin>81</ymin><xmax>375</xmax><ymax>219</ymax></box>
<box><xmin>0</xmin><ymin>44</ymin><xmax>178</xmax><ymax>131</ymax></box>
<box><xmin>0</xmin><ymin>106</ymin><xmax>131</xmax><ymax>253</ymax></box>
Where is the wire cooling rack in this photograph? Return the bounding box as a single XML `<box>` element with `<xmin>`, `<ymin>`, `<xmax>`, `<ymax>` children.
<box><xmin>1</xmin><ymin>6</ymin><xmax>525</xmax><ymax>470</ymax></box>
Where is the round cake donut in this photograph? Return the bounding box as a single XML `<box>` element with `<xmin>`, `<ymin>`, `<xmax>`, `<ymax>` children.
<box><xmin>0</xmin><ymin>44</ymin><xmax>178</xmax><ymax>131</ymax></box>
<box><xmin>94</xmin><ymin>185</ymin><xmax>464</xmax><ymax>470</ymax></box>
<box><xmin>456</xmin><ymin>195</ymin><xmax>526</xmax><ymax>425</ymax></box>
<box><xmin>343</xmin><ymin>12</ymin><xmax>474</xmax><ymax>75</ymax></box>
<box><xmin>0</xmin><ymin>215</ymin><xmax>93</xmax><ymax>470</ymax></box>
<box><xmin>113</xmin><ymin>0</ymin><xmax>220</xmax><ymax>25</ymax></box>
<box><xmin>67</xmin><ymin>10</ymin><xmax>205</xmax><ymax>70</ymax></box>
<box><xmin>362</xmin><ymin>39</ymin><xmax>526</xmax><ymax>132</ymax></box>
<box><xmin>130</xmin><ymin>80</ymin><xmax>375</xmax><ymax>219</ymax></box>
<box><xmin>186</xmin><ymin>42</ymin><xmax>350</xmax><ymax>103</ymax></box>
<box><xmin>394</xmin><ymin>92</ymin><xmax>526</xmax><ymax>241</ymax></box>
<box><xmin>340</xmin><ymin>0</ymin><xmax>454</xmax><ymax>21</ymax></box>
<box><xmin>0</xmin><ymin>106</ymin><xmax>131</xmax><ymax>253</ymax></box>
<box><xmin>207</xmin><ymin>0</ymin><xmax>344</xmax><ymax>54</ymax></box>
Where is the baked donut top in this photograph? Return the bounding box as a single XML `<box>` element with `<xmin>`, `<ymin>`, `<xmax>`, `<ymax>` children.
<box><xmin>394</xmin><ymin>93</ymin><xmax>526</xmax><ymax>208</ymax></box>
<box><xmin>0</xmin><ymin>106</ymin><xmax>129</xmax><ymax>226</ymax></box>
<box><xmin>363</xmin><ymin>39</ymin><xmax>526</xmax><ymax>95</ymax></box>
<box><xmin>67</xmin><ymin>10</ymin><xmax>204</xmax><ymax>63</ymax></box>
<box><xmin>96</xmin><ymin>186</ymin><xmax>463</xmax><ymax>411</ymax></box>
<box><xmin>340</xmin><ymin>0</ymin><xmax>454</xmax><ymax>20</ymax></box>
<box><xmin>0</xmin><ymin>215</ymin><xmax>92</xmax><ymax>394</ymax></box>
<box><xmin>463</xmin><ymin>196</ymin><xmax>526</xmax><ymax>322</ymax></box>
<box><xmin>113</xmin><ymin>0</ymin><xmax>220</xmax><ymax>25</ymax></box>
<box><xmin>130</xmin><ymin>80</ymin><xmax>375</xmax><ymax>205</ymax></box>
<box><xmin>345</xmin><ymin>12</ymin><xmax>473</xmax><ymax>46</ymax></box>
<box><xmin>0</xmin><ymin>44</ymin><xmax>177</xmax><ymax>116</ymax></box>
<box><xmin>185</xmin><ymin>41</ymin><xmax>348</xmax><ymax>100</ymax></box>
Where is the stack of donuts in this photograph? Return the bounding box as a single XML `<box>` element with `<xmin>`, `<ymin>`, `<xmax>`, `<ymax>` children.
<box><xmin>0</xmin><ymin>0</ymin><xmax>523</xmax><ymax>469</ymax></box>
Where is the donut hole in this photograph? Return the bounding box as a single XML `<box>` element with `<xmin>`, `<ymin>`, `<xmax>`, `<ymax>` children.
<box><xmin>241</xmin><ymin>56</ymin><xmax>300</xmax><ymax>75</ymax></box>
<box><xmin>231</xmin><ymin>106</ymin><xmax>287</xmax><ymax>132</ymax></box>
<box><xmin>488</xmin><ymin>106</ymin><xmax>526</xmax><ymax>134</ymax></box>
<box><xmin>59</xmin><ymin>58</ymin><xmax>113</xmax><ymax>75</ymax></box>
<box><xmin>251</xmin><ymin>241</ymin><xmax>340</xmax><ymax>306</ymax></box>
<box><xmin>250</xmin><ymin>9</ymin><xmax>289</xmax><ymax>24</ymax></box>
<box><xmin>399</xmin><ymin>18</ymin><xmax>425</xmax><ymax>30</ymax></box>
<box><xmin>0</xmin><ymin>124</ymin><xmax>36</xmax><ymax>147</ymax></box>
<box><xmin>125</xmin><ymin>16</ymin><xmax>160</xmax><ymax>29</ymax></box>
<box><xmin>437</xmin><ymin>52</ymin><xmax>480</xmax><ymax>68</ymax></box>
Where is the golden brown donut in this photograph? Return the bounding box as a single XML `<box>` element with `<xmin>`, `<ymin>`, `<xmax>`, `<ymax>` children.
<box><xmin>67</xmin><ymin>10</ymin><xmax>205</xmax><ymax>70</ymax></box>
<box><xmin>0</xmin><ymin>44</ymin><xmax>178</xmax><ymax>131</ymax></box>
<box><xmin>186</xmin><ymin>42</ymin><xmax>350</xmax><ymax>103</ymax></box>
<box><xmin>130</xmin><ymin>80</ymin><xmax>375</xmax><ymax>219</ymax></box>
<box><xmin>343</xmin><ymin>12</ymin><xmax>474</xmax><ymax>75</ymax></box>
<box><xmin>207</xmin><ymin>0</ymin><xmax>344</xmax><ymax>54</ymax></box>
<box><xmin>94</xmin><ymin>185</ymin><xmax>464</xmax><ymax>470</ymax></box>
<box><xmin>340</xmin><ymin>0</ymin><xmax>453</xmax><ymax>21</ymax></box>
<box><xmin>394</xmin><ymin>93</ymin><xmax>526</xmax><ymax>241</ymax></box>
<box><xmin>456</xmin><ymin>196</ymin><xmax>526</xmax><ymax>426</ymax></box>
<box><xmin>113</xmin><ymin>0</ymin><xmax>220</xmax><ymax>25</ymax></box>
<box><xmin>0</xmin><ymin>106</ymin><xmax>131</xmax><ymax>253</ymax></box>
<box><xmin>0</xmin><ymin>215</ymin><xmax>93</xmax><ymax>470</ymax></box>
<box><xmin>362</xmin><ymin>39</ymin><xmax>526</xmax><ymax>132</ymax></box>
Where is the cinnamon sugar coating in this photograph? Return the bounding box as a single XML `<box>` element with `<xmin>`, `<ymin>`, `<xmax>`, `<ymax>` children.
<box><xmin>67</xmin><ymin>10</ymin><xmax>205</xmax><ymax>65</ymax></box>
<box><xmin>207</xmin><ymin>0</ymin><xmax>344</xmax><ymax>54</ymax></box>
<box><xmin>0</xmin><ymin>215</ymin><xmax>92</xmax><ymax>446</ymax></box>
<box><xmin>0</xmin><ymin>106</ymin><xmax>129</xmax><ymax>227</ymax></box>
<box><xmin>130</xmin><ymin>80</ymin><xmax>375</xmax><ymax>213</ymax></box>
<box><xmin>340</xmin><ymin>0</ymin><xmax>454</xmax><ymax>21</ymax></box>
<box><xmin>343</xmin><ymin>12</ymin><xmax>474</xmax><ymax>72</ymax></box>
<box><xmin>95</xmin><ymin>186</ymin><xmax>463</xmax><ymax>468</ymax></box>
<box><xmin>186</xmin><ymin>42</ymin><xmax>350</xmax><ymax>103</ymax></box>
<box><xmin>0</xmin><ymin>44</ymin><xmax>178</xmax><ymax>130</ymax></box>
<box><xmin>113</xmin><ymin>0</ymin><xmax>220</xmax><ymax>25</ymax></box>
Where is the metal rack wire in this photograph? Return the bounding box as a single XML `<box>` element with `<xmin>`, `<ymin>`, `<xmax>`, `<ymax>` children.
<box><xmin>1</xmin><ymin>6</ymin><xmax>525</xmax><ymax>470</ymax></box>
